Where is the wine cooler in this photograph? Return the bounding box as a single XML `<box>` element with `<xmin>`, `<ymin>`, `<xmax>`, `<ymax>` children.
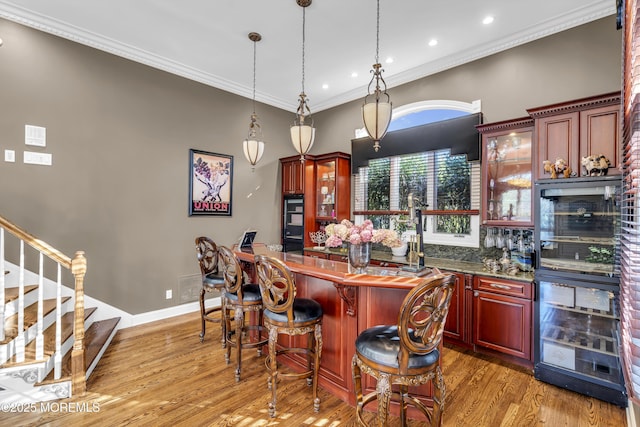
<box><xmin>534</xmin><ymin>175</ymin><xmax>626</xmax><ymax>407</ymax></box>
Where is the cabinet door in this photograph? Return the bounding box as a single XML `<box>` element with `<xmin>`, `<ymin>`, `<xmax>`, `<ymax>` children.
<box><xmin>472</xmin><ymin>276</ymin><xmax>532</xmax><ymax>361</ymax></box>
<box><xmin>579</xmin><ymin>104</ymin><xmax>620</xmax><ymax>175</ymax></box>
<box><xmin>281</xmin><ymin>159</ymin><xmax>305</xmax><ymax>194</ymax></box>
<box><xmin>478</xmin><ymin>119</ymin><xmax>534</xmax><ymax>226</ymax></box>
<box><xmin>536</xmin><ymin>112</ymin><xmax>580</xmax><ymax>181</ymax></box>
<box><xmin>328</xmin><ymin>253</ymin><xmax>349</xmax><ymax>263</ymax></box>
<box><xmin>443</xmin><ymin>271</ymin><xmax>469</xmax><ymax>345</ymax></box>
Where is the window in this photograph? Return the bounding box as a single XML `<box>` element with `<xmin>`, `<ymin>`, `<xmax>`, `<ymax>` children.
<box><xmin>354</xmin><ymin>100</ymin><xmax>480</xmax><ymax>247</ymax></box>
<box><xmin>353</xmin><ymin>100</ymin><xmax>481</xmax><ymax>248</ymax></box>
<box><xmin>354</xmin><ymin>150</ymin><xmax>480</xmax><ymax>248</ymax></box>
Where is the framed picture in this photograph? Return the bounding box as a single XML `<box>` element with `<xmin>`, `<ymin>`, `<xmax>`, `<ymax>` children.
<box><xmin>189</xmin><ymin>149</ymin><xmax>233</xmax><ymax>216</ymax></box>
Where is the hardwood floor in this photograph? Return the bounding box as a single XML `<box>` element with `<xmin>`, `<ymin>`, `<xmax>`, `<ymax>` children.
<box><xmin>3</xmin><ymin>311</ymin><xmax>627</xmax><ymax>426</ymax></box>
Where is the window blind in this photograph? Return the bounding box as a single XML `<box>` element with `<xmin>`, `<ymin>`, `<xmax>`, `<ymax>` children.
<box><xmin>621</xmin><ymin>0</ymin><xmax>640</xmax><ymax>405</ymax></box>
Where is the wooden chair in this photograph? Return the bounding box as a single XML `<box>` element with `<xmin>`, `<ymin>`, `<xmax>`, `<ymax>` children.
<box><xmin>195</xmin><ymin>236</ymin><xmax>226</xmax><ymax>344</ymax></box>
<box><xmin>254</xmin><ymin>255</ymin><xmax>323</xmax><ymax>418</ymax></box>
<box><xmin>352</xmin><ymin>271</ymin><xmax>456</xmax><ymax>426</ymax></box>
<box><xmin>218</xmin><ymin>246</ymin><xmax>268</xmax><ymax>382</ymax></box>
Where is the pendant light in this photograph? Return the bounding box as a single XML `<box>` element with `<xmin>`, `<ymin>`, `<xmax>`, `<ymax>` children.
<box><xmin>290</xmin><ymin>0</ymin><xmax>315</xmax><ymax>161</ymax></box>
<box><xmin>362</xmin><ymin>0</ymin><xmax>392</xmax><ymax>152</ymax></box>
<box><xmin>243</xmin><ymin>32</ymin><xmax>265</xmax><ymax>171</ymax></box>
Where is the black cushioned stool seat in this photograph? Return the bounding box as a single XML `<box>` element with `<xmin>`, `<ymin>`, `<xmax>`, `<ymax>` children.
<box><xmin>352</xmin><ymin>271</ymin><xmax>456</xmax><ymax>426</ymax></box>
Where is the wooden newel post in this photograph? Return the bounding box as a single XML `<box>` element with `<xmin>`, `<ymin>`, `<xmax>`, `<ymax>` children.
<box><xmin>71</xmin><ymin>250</ymin><xmax>87</xmax><ymax>395</ymax></box>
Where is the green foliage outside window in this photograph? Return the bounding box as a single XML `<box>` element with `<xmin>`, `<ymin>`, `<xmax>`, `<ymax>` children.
<box><xmin>362</xmin><ymin>150</ymin><xmax>471</xmax><ymax>236</ymax></box>
<box><xmin>435</xmin><ymin>152</ymin><xmax>471</xmax><ymax>234</ymax></box>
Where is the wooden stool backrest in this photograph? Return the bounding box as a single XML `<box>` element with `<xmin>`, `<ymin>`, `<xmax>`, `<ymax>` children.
<box><xmin>254</xmin><ymin>255</ymin><xmax>297</xmax><ymax>323</ymax></box>
<box><xmin>195</xmin><ymin>236</ymin><xmax>220</xmax><ymax>276</ymax></box>
<box><xmin>397</xmin><ymin>273</ymin><xmax>456</xmax><ymax>374</ymax></box>
<box><xmin>218</xmin><ymin>246</ymin><xmax>246</xmax><ymax>297</ymax></box>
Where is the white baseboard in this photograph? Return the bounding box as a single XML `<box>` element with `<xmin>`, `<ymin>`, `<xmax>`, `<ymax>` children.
<box><xmin>127</xmin><ymin>297</ymin><xmax>221</xmax><ymax>328</ymax></box>
<box><xmin>628</xmin><ymin>400</ymin><xmax>638</xmax><ymax>427</ymax></box>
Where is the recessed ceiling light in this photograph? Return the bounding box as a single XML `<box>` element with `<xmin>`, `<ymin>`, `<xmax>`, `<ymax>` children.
<box><xmin>322</xmin><ymin>83</ymin><xmax>329</xmax><ymax>90</ymax></box>
<box><xmin>385</xmin><ymin>57</ymin><xmax>394</xmax><ymax>64</ymax></box>
<box><xmin>351</xmin><ymin>72</ymin><xmax>358</xmax><ymax>78</ymax></box>
<box><xmin>483</xmin><ymin>16</ymin><xmax>494</xmax><ymax>25</ymax></box>
<box><xmin>428</xmin><ymin>39</ymin><xmax>438</xmax><ymax>47</ymax></box>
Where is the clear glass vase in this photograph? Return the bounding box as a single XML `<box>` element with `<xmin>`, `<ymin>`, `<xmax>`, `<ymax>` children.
<box><xmin>348</xmin><ymin>242</ymin><xmax>371</xmax><ymax>273</ymax></box>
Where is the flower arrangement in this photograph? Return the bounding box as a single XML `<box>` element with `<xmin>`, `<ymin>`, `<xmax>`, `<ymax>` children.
<box><xmin>324</xmin><ymin>219</ymin><xmax>402</xmax><ymax>248</ymax></box>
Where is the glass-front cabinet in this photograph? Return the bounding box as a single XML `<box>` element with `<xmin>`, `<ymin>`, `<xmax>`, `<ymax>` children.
<box><xmin>312</xmin><ymin>152</ymin><xmax>351</xmax><ymax>230</ymax></box>
<box><xmin>316</xmin><ymin>159</ymin><xmax>337</xmax><ymax>221</ymax></box>
<box><xmin>477</xmin><ymin>118</ymin><xmax>534</xmax><ymax>226</ymax></box>
<box><xmin>535</xmin><ymin>175</ymin><xmax>621</xmax><ymax>282</ymax></box>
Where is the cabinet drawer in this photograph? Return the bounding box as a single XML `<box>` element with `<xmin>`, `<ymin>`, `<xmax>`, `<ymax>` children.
<box><xmin>474</xmin><ymin>276</ymin><xmax>532</xmax><ymax>299</ymax></box>
<box><xmin>304</xmin><ymin>251</ymin><xmax>329</xmax><ymax>259</ymax></box>
<box><xmin>329</xmin><ymin>253</ymin><xmax>349</xmax><ymax>263</ymax></box>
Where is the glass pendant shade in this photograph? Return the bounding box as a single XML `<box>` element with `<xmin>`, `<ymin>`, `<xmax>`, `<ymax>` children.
<box><xmin>243</xmin><ymin>138</ymin><xmax>264</xmax><ymax>166</ymax></box>
<box><xmin>291</xmin><ymin>124</ymin><xmax>315</xmax><ymax>156</ymax></box>
<box><xmin>362</xmin><ymin>97</ymin><xmax>392</xmax><ymax>150</ymax></box>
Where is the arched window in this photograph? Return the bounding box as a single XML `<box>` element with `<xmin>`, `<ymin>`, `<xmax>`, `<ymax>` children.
<box><xmin>354</xmin><ymin>100</ymin><xmax>481</xmax><ymax>248</ymax></box>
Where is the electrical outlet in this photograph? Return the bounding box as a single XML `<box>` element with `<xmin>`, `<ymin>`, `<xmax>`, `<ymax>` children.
<box><xmin>165</xmin><ymin>289</ymin><xmax>173</xmax><ymax>299</ymax></box>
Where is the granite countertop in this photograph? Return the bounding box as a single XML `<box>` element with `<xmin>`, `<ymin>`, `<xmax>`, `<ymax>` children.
<box><xmin>303</xmin><ymin>246</ymin><xmax>534</xmax><ymax>283</ymax></box>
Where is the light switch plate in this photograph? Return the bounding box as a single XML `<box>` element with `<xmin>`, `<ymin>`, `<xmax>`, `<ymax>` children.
<box><xmin>24</xmin><ymin>151</ymin><xmax>52</xmax><ymax>166</ymax></box>
<box><xmin>4</xmin><ymin>150</ymin><xmax>15</xmax><ymax>162</ymax></box>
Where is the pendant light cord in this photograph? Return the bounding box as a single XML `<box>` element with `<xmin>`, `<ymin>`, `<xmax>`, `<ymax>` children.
<box><xmin>301</xmin><ymin>6</ymin><xmax>306</xmax><ymax>95</ymax></box>
<box><xmin>375</xmin><ymin>0</ymin><xmax>380</xmax><ymax>65</ymax></box>
<box><xmin>252</xmin><ymin>38</ymin><xmax>257</xmax><ymax>115</ymax></box>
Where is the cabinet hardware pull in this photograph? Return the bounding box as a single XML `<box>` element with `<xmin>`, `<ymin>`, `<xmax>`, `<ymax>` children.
<box><xmin>474</xmin><ymin>291</ymin><xmax>479</xmax><ymax>297</ymax></box>
<box><xmin>490</xmin><ymin>283</ymin><xmax>511</xmax><ymax>290</ymax></box>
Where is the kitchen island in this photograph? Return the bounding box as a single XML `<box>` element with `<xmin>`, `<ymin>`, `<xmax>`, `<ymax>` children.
<box><xmin>233</xmin><ymin>245</ymin><xmax>441</xmax><ymax>410</ymax></box>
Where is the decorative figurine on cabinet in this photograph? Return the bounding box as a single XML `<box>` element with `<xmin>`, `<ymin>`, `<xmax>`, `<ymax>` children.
<box><xmin>581</xmin><ymin>155</ymin><xmax>611</xmax><ymax>176</ymax></box>
<box><xmin>543</xmin><ymin>158</ymin><xmax>573</xmax><ymax>179</ymax></box>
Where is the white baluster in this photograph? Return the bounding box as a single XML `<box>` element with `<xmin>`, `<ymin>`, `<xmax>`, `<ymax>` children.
<box><xmin>16</xmin><ymin>240</ymin><xmax>25</xmax><ymax>362</ymax></box>
<box><xmin>54</xmin><ymin>262</ymin><xmax>62</xmax><ymax>379</ymax></box>
<box><xmin>35</xmin><ymin>252</ymin><xmax>44</xmax><ymax>360</ymax></box>
<box><xmin>0</xmin><ymin>228</ymin><xmax>5</xmax><ymax>342</ymax></box>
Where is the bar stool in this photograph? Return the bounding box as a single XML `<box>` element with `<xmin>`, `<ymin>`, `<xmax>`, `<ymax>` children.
<box><xmin>195</xmin><ymin>236</ymin><xmax>226</xmax><ymax>345</ymax></box>
<box><xmin>352</xmin><ymin>271</ymin><xmax>455</xmax><ymax>426</ymax></box>
<box><xmin>218</xmin><ymin>246</ymin><xmax>268</xmax><ymax>382</ymax></box>
<box><xmin>254</xmin><ymin>255</ymin><xmax>323</xmax><ymax>418</ymax></box>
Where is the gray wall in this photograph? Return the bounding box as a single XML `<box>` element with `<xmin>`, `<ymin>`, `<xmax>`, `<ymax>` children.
<box><xmin>314</xmin><ymin>16</ymin><xmax>622</xmax><ymax>153</ymax></box>
<box><xmin>0</xmin><ymin>16</ymin><xmax>621</xmax><ymax>314</ymax></box>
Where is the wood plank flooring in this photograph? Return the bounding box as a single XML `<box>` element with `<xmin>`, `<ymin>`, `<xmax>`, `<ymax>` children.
<box><xmin>1</xmin><ymin>311</ymin><xmax>627</xmax><ymax>426</ymax></box>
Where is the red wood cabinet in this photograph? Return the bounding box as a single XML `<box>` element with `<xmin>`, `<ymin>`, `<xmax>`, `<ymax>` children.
<box><xmin>472</xmin><ymin>276</ymin><xmax>533</xmax><ymax>362</ymax></box>
<box><xmin>280</xmin><ymin>152</ymin><xmax>351</xmax><ymax>249</ymax></box>
<box><xmin>280</xmin><ymin>156</ymin><xmax>307</xmax><ymax>194</ymax></box>
<box><xmin>528</xmin><ymin>92</ymin><xmax>621</xmax><ymax>180</ymax></box>
<box><xmin>443</xmin><ymin>271</ymin><xmax>472</xmax><ymax>347</ymax></box>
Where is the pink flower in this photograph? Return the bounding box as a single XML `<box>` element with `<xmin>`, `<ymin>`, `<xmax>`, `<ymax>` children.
<box><xmin>324</xmin><ymin>219</ymin><xmax>400</xmax><ymax>248</ymax></box>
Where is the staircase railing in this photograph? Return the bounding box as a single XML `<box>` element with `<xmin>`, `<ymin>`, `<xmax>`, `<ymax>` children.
<box><xmin>0</xmin><ymin>214</ymin><xmax>87</xmax><ymax>395</ymax></box>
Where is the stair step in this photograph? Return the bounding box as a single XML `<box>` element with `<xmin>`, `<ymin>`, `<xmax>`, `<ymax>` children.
<box><xmin>4</xmin><ymin>285</ymin><xmax>38</xmax><ymax>304</ymax></box>
<box><xmin>2</xmin><ymin>307</ymin><xmax>97</xmax><ymax>366</ymax></box>
<box><xmin>1</xmin><ymin>297</ymin><xmax>71</xmax><ymax>344</ymax></box>
<box><xmin>41</xmin><ymin>317</ymin><xmax>120</xmax><ymax>383</ymax></box>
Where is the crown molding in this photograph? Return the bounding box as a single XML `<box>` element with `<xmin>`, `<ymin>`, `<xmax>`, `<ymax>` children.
<box><xmin>0</xmin><ymin>2</ymin><xmax>616</xmax><ymax>114</ymax></box>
